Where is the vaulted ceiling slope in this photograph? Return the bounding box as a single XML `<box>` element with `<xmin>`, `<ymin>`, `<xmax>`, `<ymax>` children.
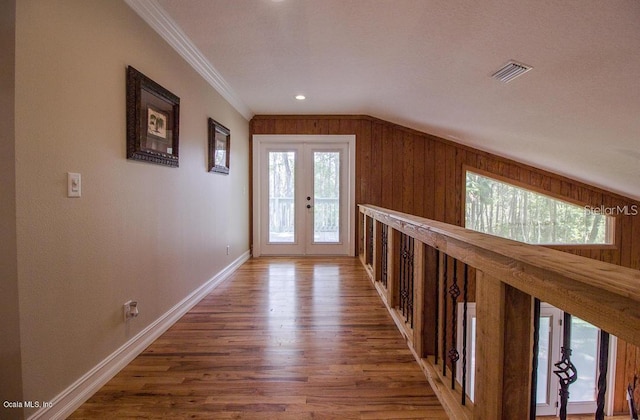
<box><xmin>128</xmin><ymin>0</ymin><xmax>640</xmax><ymax>200</ymax></box>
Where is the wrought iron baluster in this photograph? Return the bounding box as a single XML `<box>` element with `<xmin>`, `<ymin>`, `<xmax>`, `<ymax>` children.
<box><xmin>381</xmin><ymin>224</ymin><xmax>388</xmax><ymax>288</ymax></box>
<box><xmin>407</xmin><ymin>237</ymin><xmax>414</xmax><ymax>328</ymax></box>
<box><xmin>629</xmin><ymin>380</ymin><xmax>639</xmax><ymax>420</ymax></box>
<box><xmin>442</xmin><ymin>255</ymin><xmax>448</xmax><ymax>377</ymax></box>
<box><xmin>434</xmin><ymin>248</ymin><xmax>440</xmax><ymax>366</ymax></box>
<box><xmin>448</xmin><ymin>258</ymin><xmax>460</xmax><ymax>390</ymax></box>
<box><xmin>553</xmin><ymin>312</ymin><xmax>578</xmax><ymax>420</ymax></box>
<box><xmin>399</xmin><ymin>234</ymin><xmax>405</xmax><ymax>319</ymax></box>
<box><xmin>403</xmin><ymin>235</ymin><xmax>409</xmax><ymax>321</ymax></box>
<box><xmin>398</xmin><ymin>233</ymin><xmax>404</xmax><ymax>316</ymax></box>
<box><xmin>367</xmin><ymin>217</ymin><xmax>373</xmax><ymax>266</ymax></box>
<box><xmin>595</xmin><ymin>330</ymin><xmax>610</xmax><ymax>420</ymax></box>
<box><xmin>400</xmin><ymin>234</ymin><xmax>406</xmax><ymax>319</ymax></box>
<box><xmin>398</xmin><ymin>234</ymin><xmax>414</xmax><ymax>325</ymax></box>
<box><xmin>461</xmin><ymin>263</ymin><xmax>469</xmax><ymax>405</ymax></box>
<box><xmin>530</xmin><ymin>298</ymin><xmax>541</xmax><ymax>420</ymax></box>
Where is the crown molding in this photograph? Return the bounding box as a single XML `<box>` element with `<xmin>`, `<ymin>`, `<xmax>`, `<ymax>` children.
<box><xmin>124</xmin><ymin>0</ymin><xmax>253</xmax><ymax>120</ymax></box>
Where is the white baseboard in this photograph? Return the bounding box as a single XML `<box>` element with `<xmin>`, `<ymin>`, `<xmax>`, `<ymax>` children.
<box><xmin>29</xmin><ymin>250</ymin><xmax>251</xmax><ymax>420</ymax></box>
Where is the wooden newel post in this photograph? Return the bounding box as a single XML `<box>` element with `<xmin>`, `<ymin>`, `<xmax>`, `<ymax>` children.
<box><xmin>361</xmin><ymin>215</ymin><xmax>373</xmax><ymax>268</ymax></box>
<box><xmin>386</xmin><ymin>227</ymin><xmax>397</xmax><ymax>308</ymax></box>
<box><xmin>358</xmin><ymin>210</ymin><xmax>365</xmax><ymax>262</ymax></box>
<box><xmin>475</xmin><ymin>271</ymin><xmax>534</xmax><ymax>420</ymax></box>
<box><xmin>413</xmin><ymin>240</ymin><xmax>425</xmax><ymax>357</ymax></box>
<box><xmin>373</xmin><ymin>221</ymin><xmax>382</xmax><ymax>284</ymax></box>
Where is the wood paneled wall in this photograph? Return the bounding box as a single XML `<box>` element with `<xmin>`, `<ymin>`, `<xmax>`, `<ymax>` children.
<box><xmin>250</xmin><ymin>114</ymin><xmax>640</xmax><ymax>413</ymax></box>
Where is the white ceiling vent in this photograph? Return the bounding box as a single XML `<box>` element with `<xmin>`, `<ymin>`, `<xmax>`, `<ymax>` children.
<box><xmin>491</xmin><ymin>61</ymin><xmax>533</xmax><ymax>83</ymax></box>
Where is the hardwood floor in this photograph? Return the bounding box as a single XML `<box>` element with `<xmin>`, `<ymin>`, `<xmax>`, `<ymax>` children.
<box><xmin>71</xmin><ymin>257</ymin><xmax>447</xmax><ymax>419</ymax></box>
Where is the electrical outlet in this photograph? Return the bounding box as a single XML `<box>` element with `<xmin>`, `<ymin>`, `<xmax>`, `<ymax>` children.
<box><xmin>123</xmin><ymin>301</ymin><xmax>131</xmax><ymax>321</ymax></box>
<box><xmin>123</xmin><ymin>300</ymin><xmax>139</xmax><ymax>321</ymax></box>
<box><xmin>226</xmin><ymin>245</ymin><xmax>230</xmax><ymax>255</ymax></box>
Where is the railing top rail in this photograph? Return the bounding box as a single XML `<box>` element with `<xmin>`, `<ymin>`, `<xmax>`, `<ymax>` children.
<box><xmin>360</xmin><ymin>204</ymin><xmax>640</xmax><ymax>346</ymax></box>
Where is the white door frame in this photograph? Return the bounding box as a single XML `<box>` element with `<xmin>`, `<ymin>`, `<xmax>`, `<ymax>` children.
<box><xmin>252</xmin><ymin>134</ymin><xmax>356</xmax><ymax>257</ymax></box>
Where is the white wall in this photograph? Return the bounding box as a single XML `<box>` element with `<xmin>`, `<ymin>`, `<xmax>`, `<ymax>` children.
<box><xmin>12</xmin><ymin>0</ymin><xmax>249</xmax><ymax>417</ymax></box>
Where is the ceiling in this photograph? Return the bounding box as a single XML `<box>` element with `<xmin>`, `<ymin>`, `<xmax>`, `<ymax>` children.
<box><xmin>129</xmin><ymin>0</ymin><xmax>640</xmax><ymax>200</ymax></box>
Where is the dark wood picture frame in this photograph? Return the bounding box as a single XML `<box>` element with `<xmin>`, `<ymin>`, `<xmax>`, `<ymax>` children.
<box><xmin>126</xmin><ymin>66</ymin><xmax>180</xmax><ymax>167</ymax></box>
<box><xmin>208</xmin><ymin>118</ymin><xmax>230</xmax><ymax>174</ymax></box>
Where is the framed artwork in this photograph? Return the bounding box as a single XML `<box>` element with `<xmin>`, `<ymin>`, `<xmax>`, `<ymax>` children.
<box><xmin>208</xmin><ymin>118</ymin><xmax>230</xmax><ymax>174</ymax></box>
<box><xmin>126</xmin><ymin>66</ymin><xmax>180</xmax><ymax>167</ymax></box>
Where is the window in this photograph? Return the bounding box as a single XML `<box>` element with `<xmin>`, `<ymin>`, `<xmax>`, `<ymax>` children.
<box><xmin>465</xmin><ymin>170</ymin><xmax>614</xmax><ymax>245</ymax></box>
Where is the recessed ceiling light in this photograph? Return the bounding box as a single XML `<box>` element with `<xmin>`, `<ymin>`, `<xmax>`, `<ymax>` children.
<box><xmin>295</xmin><ymin>95</ymin><xmax>306</xmax><ymax>100</ymax></box>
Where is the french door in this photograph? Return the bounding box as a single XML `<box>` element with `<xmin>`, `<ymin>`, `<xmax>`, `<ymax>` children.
<box><xmin>536</xmin><ymin>305</ymin><xmax>601</xmax><ymax>416</ymax></box>
<box><xmin>252</xmin><ymin>135</ymin><xmax>355</xmax><ymax>256</ymax></box>
<box><xmin>458</xmin><ymin>303</ymin><xmax>612</xmax><ymax>416</ymax></box>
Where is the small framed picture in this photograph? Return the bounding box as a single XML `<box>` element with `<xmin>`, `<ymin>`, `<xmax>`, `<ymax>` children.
<box><xmin>147</xmin><ymin>106</ymin><xmax>168</xmax><ymax>140</ymax></box>
<box><xmin>208</xmin><ymin>118</ymin><xmax>230</xmax><ymax>174</ymax></box>
<box><xmin>126</xmin><ymin>66</ymin><xmax>180</xmax><ymax>167</ymax></box>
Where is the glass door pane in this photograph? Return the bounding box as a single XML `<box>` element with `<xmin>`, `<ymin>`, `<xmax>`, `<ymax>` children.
<box><xmin>268</xmin><ymin>151</ymin><xmax>296</xmax><ymax>243</ymax></box>
<box><xmin>537</xmin><ymin>316</ymin><xmax>552</xmax><ymax>404</ymax></box>
<box><xmin>313</xmin><ymin>151</ymin><xmax>340</xmax><ymax>243</ymax></box>
<box><xmin>570</xmin><ymin>317</ymin><xmax>599</xmax><ymax>402</ymax></box>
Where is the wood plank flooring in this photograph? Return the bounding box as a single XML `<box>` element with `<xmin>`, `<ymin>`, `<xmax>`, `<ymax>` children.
<box><xmin>70</xmin><ymin>257</ymin><xmax>447</xmax><ymax>419</ymax></box>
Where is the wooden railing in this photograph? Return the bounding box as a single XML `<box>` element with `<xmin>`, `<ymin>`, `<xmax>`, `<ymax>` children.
<box><xmin>359</xmin><ymin>204</ymin><xmax>640</xmax><ymax>420</ymax></box>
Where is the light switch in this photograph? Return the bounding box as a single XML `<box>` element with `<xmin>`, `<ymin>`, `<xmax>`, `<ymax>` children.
<box><xmin>67</xmin><ymin>173</ymin><xmax>81</xmax><ymax>197</ymax></box>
